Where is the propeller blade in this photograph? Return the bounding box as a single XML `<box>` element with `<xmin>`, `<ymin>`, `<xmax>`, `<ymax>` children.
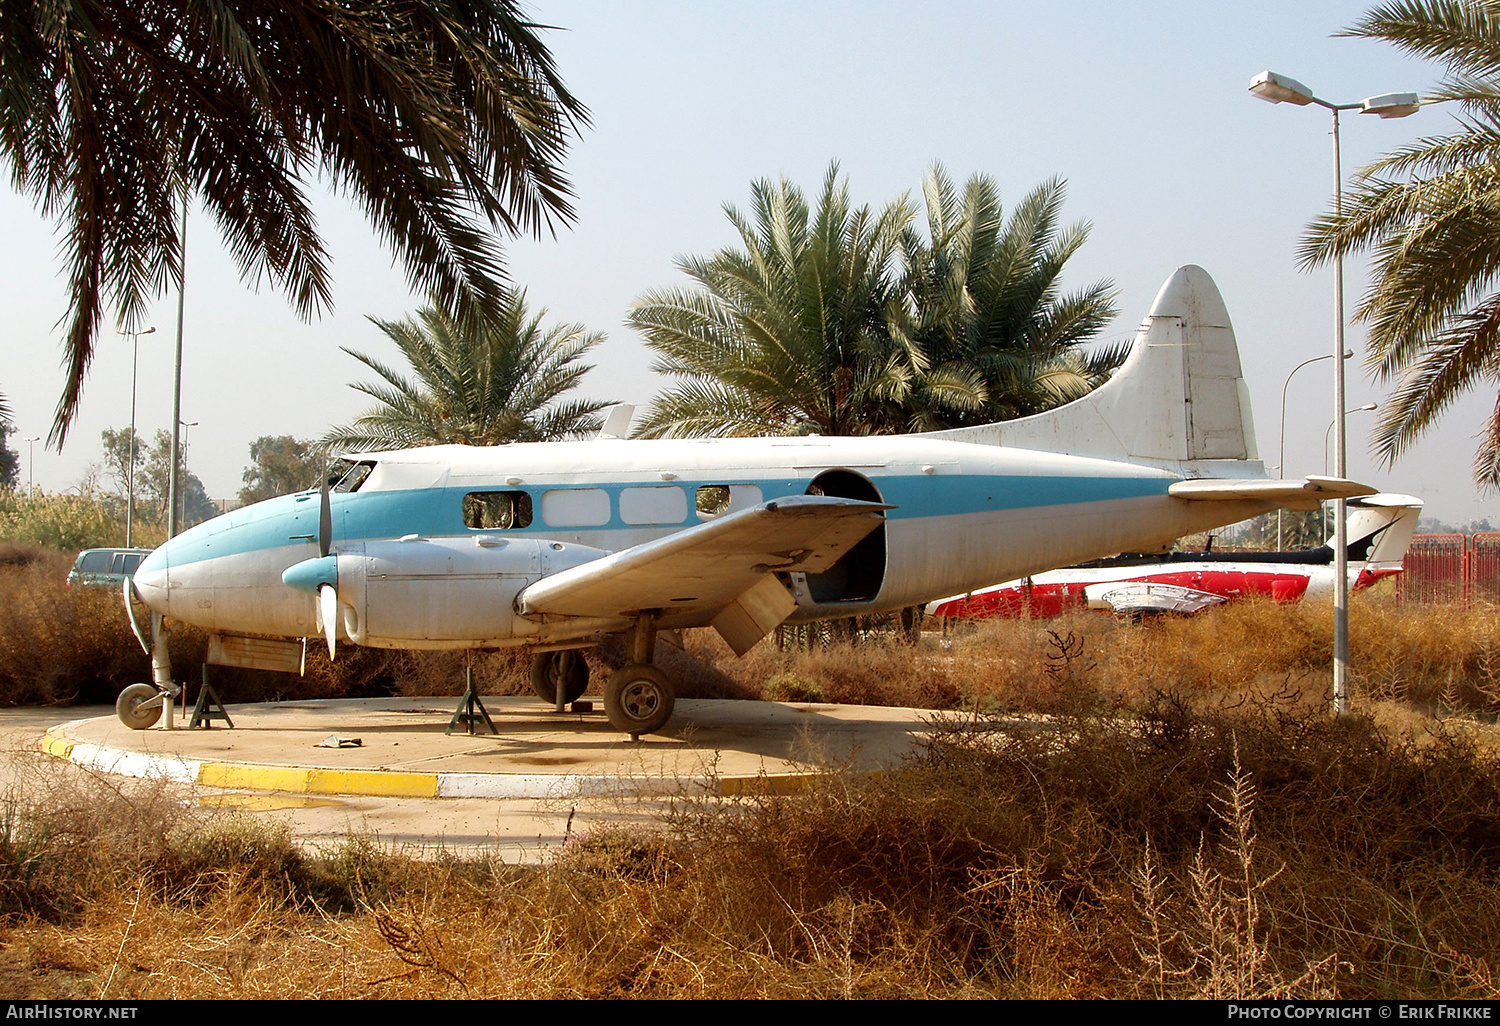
<box><xmin>320</xmin><ymin>584</ymin><xmax>338</xmax><ymax>660</ymax></box>
<box><xmin>122</xmin><ymin>576</ymin><xmax>150</xmax><ymax>655</ymax></box>
<box><xmin>319</xmin><ymin>482</ymin><xmax>333</xmax><ymax>558</ymax></box>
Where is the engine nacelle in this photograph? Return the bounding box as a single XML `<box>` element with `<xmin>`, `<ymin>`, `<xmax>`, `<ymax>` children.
<box><xmin>313</xmin><ymin>535</ymin><xmax>607</xmax><ymax>648</ymax></box>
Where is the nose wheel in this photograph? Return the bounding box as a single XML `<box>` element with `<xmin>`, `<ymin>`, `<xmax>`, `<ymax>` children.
<box><xmin>116</xmin><ymin>683</ymin><xmax>164</xmax><ymax>730</ymax></box>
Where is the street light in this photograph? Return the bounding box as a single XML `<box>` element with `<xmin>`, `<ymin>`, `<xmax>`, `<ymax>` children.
<box><xmin>23</xmin><ymin>437</ymin><xmax>40</xmax><ymax>497</ymax></box>
<box><xmin>1324</xmin><ymin>404</ymin><xmax>1379</xmax><ymax>543</ymax></box>
<box><xmin>1250</xmin><ymin>69</ymin><xmax>1426</xmax><ymax>716</ymax></box>
<box><xmin>1277</xmin><ymin>349</ymin><xmax>1353</xmax><ymax>548</ymax></box>
<box><xmin>117</xmin><ymin>325</ymin><xmax>156</xmax><ymax>548</ymax></box>
<box><xmin>1325</xmin><ymin>404</ymin><xmax>1379</xmax><ymax>476</ymax></box>
<box><xmin>168</xmin><ymin>190</ymin><xmax>188</xmax><ymax>542</ymax></box>
<box><xmin>177</xmin><ymin>420</ymin><xmax>198</xmax><ymax>528</ymax></box>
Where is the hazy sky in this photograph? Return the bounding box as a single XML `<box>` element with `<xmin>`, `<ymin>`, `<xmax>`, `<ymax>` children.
<box><xmin>5</xmin><ymin>1</ymin><xmax>1496</xmax><ymax>523</ymax></box>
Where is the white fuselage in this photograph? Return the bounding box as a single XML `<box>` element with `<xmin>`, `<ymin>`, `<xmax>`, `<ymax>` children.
<box><xmin>132</xmin><ymin>434</ymin><xmax>1278</xmax><ymax>649</ymax></box>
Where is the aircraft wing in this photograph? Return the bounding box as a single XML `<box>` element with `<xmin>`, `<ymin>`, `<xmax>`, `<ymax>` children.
<box><xmin>517</xmin><ymin>496</ymin><xmax>891</xmax><ymax>653</ymax></box>
<box><xmin>1169</xmin><ymin>475</ymin><xmax>1377</xmax><ymax>511</ymax></box>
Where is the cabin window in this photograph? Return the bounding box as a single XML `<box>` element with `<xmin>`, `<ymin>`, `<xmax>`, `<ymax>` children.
<box><xmin>696</xmin><ymin>483</ymin><xmax>762</xmax><ymax>520</ymax></box>
<box><xmin>541</xmin><ymin>488</ymin><xmax>611</xmax><ymax>528</ymax></box>
<box><xmin>619</xmin><ymin>486</ymin><xmax>688</xmax><ymax>525</ymax></box>
<box><xmin>463</xmin><ymin>491</ymin><xmax>533</xmax><ymax>530</ymax></box>
<box><xmin>329</xmin><ymin>459</ymin><xmax>376</xmax><ymax>493</ymax></box>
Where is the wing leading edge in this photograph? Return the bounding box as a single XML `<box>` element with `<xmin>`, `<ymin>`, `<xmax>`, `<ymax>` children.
<box><xmin>516</xmin><ymin>495</ymin><xmax>892</xmax><ymax>654</ymax></box>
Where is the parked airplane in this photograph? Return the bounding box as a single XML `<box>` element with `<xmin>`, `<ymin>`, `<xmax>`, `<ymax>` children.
<box><xmin>121</xmin><ymin>265</ymin><xmax>1375</xmax><ymax>736</ymax></box>
<box><xmin>925</xmin><ymin>493</ymin><xmax>1422</xmax><ymax>620</ymax></box>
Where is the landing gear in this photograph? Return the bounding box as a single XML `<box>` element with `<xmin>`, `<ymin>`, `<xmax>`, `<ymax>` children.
<box><xmin>530</xmin><ymin>650</ymin><xmax>589</xmax><ymax>706</ymax></box>
<box><xmin>116</xmin><ymin>683</ymin><xmax>164</xmax><ymax>730</ymax></box>
<box><xmin>602</xmin><ymin>613</ymin><xmax>677</xmax><ymax>737</ymax></box>
<box><xmin>604</xmin><ymin>664</ymin><xmax>674</xmax><ymax>735</ymax></box>
<box><xmin>116</xmin><ymin>610</ymin><xmax>178</xmax><ymax>730</ymax></box>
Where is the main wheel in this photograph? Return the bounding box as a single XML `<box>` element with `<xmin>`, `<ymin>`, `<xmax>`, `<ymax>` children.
<box><xmin>116</xmin><ymin>683</ymin><xmax>163</xmax><ymax>730</ymax></box>
<box><xmin>530</xmin><ymin>650</ymin><xmax>589</xmax><ymax>705</ymax></box>
<box><xmin>604</xmin><ymin>664</ymin><xmax>675</xmax><ymax>735</ymax></box>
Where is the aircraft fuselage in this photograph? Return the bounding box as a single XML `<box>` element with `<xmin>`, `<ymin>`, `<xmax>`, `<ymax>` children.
<box><xmin>132</xmin><ymin>433</ymin><xmax>1276</xmax><ymax>650</ymax></box>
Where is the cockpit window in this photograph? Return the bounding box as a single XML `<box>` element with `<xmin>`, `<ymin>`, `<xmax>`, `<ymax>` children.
<box><xmin>329</xmin><ymin>460</ymin><xmax>376</xmax><ymax>493</ymax></box>
<box><xmin>464</xmin><ymin>491</ymin><xmax>533</xmax><ymax>530</ymax></box>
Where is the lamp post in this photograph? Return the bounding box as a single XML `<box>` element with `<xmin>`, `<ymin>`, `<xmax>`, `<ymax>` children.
<box><xmin>1322</xmin><ymin>404</ymin><xmax>1380</xmax><ymax>543</ymax></box>
<box><xmin>1278</xmin><ymin>349</ymin><xmax>1353</xmax><ymax>548</ymax></box>
<box><xmin>1325</xmin><ymin>404</ymin><xmax>1379</xmax><ymax>477</ymax></box>
<box><xmin>117</xmin><ymin>325</ymin><xmax>156</xmax><ymax>547</ymax></box>
<box><xmin>23</xmin><ymin>437</ymin><xmax>40</xmax><ymax>497</ymax></box>
<box><xmin>177</xmin><ymin>420</ymin><xmax>198</xmax><ymax>528</ymax></box>
<box><xmin>1250</xmin><ymin>70</ymin><xmax>1425</xmax><ymax>715</ymax></box>
<box><xmin>168</xmin><ymin>190</ymin><xmax>188</xmax><ymax>542</ymax></box>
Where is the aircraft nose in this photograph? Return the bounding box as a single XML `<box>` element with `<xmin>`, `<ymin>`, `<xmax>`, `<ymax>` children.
<box><xmin>132</xmin><ymin>547</ymin><xmax>170</xmax><ymax>613</ymax></box>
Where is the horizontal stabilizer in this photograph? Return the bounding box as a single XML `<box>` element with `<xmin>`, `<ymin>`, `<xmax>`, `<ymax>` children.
<box><xmin>1169</xmin><ymin>476</ymin><xmax>1377</xmax><ymax>510</ymax></box>
<box><xmin>517</xmin><ymin>496</ymin><xmax>890</xmax><ymax>621</ymax></box>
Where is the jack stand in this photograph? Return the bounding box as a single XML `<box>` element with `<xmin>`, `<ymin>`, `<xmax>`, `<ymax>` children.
<box><xmin>447</xmin><ymin>660</ymin><xmax>496</xmax><ymax>735</ymax></box>
<box><xmin>190</xmin><ymin>664</ymin><xmax>235</xmax><ymax>728</ymax></box>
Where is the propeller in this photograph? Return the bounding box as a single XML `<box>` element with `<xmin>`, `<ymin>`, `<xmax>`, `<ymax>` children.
<box><xmin>319</xmin><ymin>481</ymin><xmax>333</xmax><ymax>558</ymax></box>
<box><xmin>122</xmin><ymin>576</ymin><xmax>150</xmax><ymax>655</ymax></box>
<box><xmin>319</xmin><ymin>481</ymin><xmax>336</xmax><ymax>658</ymax></box>
<box><xmin>319</xmin><ymin>584</ymin><xmax>339</xmax><ymax>660</ymax></box>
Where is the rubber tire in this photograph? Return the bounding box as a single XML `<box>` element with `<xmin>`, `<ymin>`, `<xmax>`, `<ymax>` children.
<box><xmin>530</xmin><ymin>650</ymin><xmax>589</xmax><ymax>705</ymax></box>
<box><xmin>604</xmin><ymin>664</ymin><xmax>675</xmax><ymax>735</ymax></box>
<box><xmin>116</xmin><ymin>683</ymin><xmax>163</xmax><ymax>730</ymax></box>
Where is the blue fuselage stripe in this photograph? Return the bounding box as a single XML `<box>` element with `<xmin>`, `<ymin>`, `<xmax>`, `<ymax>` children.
<box><xmin>145</xmin><ymin>473</ymin><xmax>1172</xmax><ymax>573</ymax></box>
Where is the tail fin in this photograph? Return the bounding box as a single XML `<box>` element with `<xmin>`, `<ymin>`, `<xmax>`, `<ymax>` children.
<box><xmin>924</xmin><ymin>265</ymin><xmax>1259</xmax><ymax>471</ymax></box>
<box><xmin>1346</xmin><ymin>493</ymin><xmax>1423</xmax><ymax>566</ymax></box>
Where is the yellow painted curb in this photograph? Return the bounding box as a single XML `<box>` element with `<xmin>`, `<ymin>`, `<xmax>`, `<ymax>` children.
<box><xmin>716</xmin><ymin>773</ymin><xmax>816</xmax><ymax>796</ymax></box>
<box><xmin>39</xmin><ymin>731</ymin><xmax>73</xmax><ymax>760</ymax></box>
<box><xmin>198</xmin><ymin>761</ymin><xmax>437</xmax><ymax>798</ymax></box>
<box><xmin>199</xmin><ymin>763</ymin><xmax>312</xmax><ymax>793</ymax></box>
<box><xmin>309</xmin><ymin>768</ymin><xmax>436</xmax><ymax>798</ymax></box>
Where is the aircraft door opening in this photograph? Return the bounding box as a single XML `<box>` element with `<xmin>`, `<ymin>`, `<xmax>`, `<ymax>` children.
<box><xmin>803</xmin><ymin>470</ymin><xmax>886</xmax><ymax>603</ymax></box>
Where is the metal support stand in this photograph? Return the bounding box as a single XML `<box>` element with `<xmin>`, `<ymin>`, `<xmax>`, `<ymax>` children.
<box><xmin>190</xmin><ymin>664</ymin><xmax>234</xmax><ymax>728</ymax></box>
<box><xmin>447</xmin><ymin>660</ymin><xmax>496</xmax><ymax>735</ymax></box>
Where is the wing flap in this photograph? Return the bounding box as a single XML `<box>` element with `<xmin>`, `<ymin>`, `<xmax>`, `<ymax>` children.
<box><xmin>517</xmin><ymin>495</ymin><xmax>891</xmax><ymax>621</ymax></box>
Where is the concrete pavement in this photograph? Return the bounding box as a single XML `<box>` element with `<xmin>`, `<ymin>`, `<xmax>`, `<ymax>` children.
<box><xmin>20</xmin><ymin>696</ymin><xmax>944</xmax><ymax>861</ymax></box>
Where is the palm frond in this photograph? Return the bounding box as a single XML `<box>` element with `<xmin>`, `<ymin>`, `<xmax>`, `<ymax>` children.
<box><xmin>4</xmin><ymin>1</ymin><xmax>589</xmax><ymax>444</ymax></box>
<box><xmin>323</xmin><ymin>291</ymin><xmax>608</xmax><ymax>448</ymax></box>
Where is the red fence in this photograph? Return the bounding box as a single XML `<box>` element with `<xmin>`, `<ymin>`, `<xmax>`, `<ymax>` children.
<box><xmin>1397</xmin><ymin>533</ymin><xmax>1500</xmax><ymax>605</ymax></box>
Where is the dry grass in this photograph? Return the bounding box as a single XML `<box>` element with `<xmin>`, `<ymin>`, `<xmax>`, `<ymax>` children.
<box><xmin>656</xmin><ymin>598</ymin><xmax>1500</xmax><ymax>724</ymax></box>
<box><xmin>2</xmin><ymin>552</ymin><xmax>1500</xmax><ymax>997</ymax></box>
<box><xmin>0</xmin><ymin>690</ymin><xmax>1496</xmax><ymax>999</ymax></box>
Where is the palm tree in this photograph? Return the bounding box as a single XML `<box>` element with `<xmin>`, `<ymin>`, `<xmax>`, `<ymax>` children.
<box><xmin>1300</xmin><ymin>1</ymin><xmax>1500</xmax><ymax>486</ymax></box>
<box><xmin>629</xmin><ymin>164</ymin><xmax>919</xmax><ymax>438</ymax></box>
<box><xmin>895</xmin><ymin>166</ymin><xmax>1123</xmax><ymax>428</ymax></box>
<box><xmin>1</xmin><ymin>1</ymin><xmax>588</xmax><ymax>444</ymax></box>
<box><xmin>323</xmin><ymin>292</ymin><xmax>611</xmax><ymax>452</ymax></box>
<box><xmin>629</xmin><ymin>163</ymin><xmax>1119</xmax><ymax>439</ymax></box>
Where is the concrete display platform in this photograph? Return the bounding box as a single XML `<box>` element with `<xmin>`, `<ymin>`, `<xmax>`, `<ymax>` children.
<box><xmin>40</xmin><ymin>696</ymin><xmax>943</xmax><ymax>800</ymax></box>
